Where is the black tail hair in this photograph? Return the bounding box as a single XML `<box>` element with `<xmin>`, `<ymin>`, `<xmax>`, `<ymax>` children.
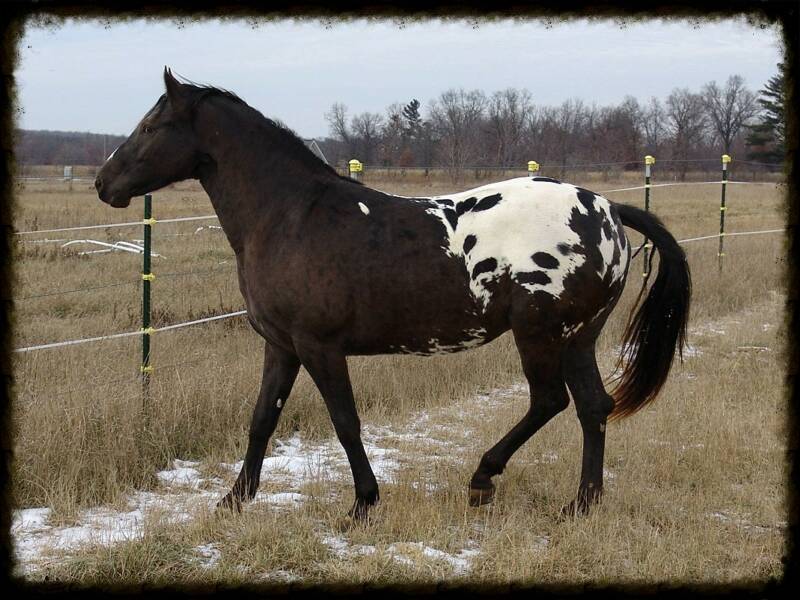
<box><xmin>609</xmin><ymin>203</ymin><xmax>691</xmax><ymax>421</ymax></box>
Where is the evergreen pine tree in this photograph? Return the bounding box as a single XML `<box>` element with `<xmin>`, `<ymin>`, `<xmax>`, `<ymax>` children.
<box><xmin>745</xmin><ymin>62</ymin><xmax>785</xmax><ymax>163</ymax></box>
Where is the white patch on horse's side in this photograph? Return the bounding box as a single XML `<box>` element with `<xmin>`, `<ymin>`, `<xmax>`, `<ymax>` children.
<box><xmin>425</xmin><ymin>328</ymin><xmax>487</xmax><ymax>354</ymax></box>
<box><xmin>276</xmin><ymin>398</ymin><xmax>283</xmax><ymax>408</ymax></box>
<box><xmin>398</xmin><ymin>328</ymin><xmax>487</xmax><ymax>356</ymax></box>
<box><xmin>423</xmin><ymin>178</ymin><xmax>590</xmax><ymax>306</ymax></box>
<box><xmin>593</xmin><ymin>195</ymin><xmax>628</xmax><ymax>283</ymax></box>
<box><xmin>358</xmin><ymin>202</ymin><xmax>370</xmax><ymax>215</ymax></box>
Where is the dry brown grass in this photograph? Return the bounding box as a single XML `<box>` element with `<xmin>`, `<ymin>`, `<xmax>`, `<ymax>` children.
<box><xmin>10</xmin><ymin>171</ymin><xmax>787</xmax><ymax>585</ymax></box>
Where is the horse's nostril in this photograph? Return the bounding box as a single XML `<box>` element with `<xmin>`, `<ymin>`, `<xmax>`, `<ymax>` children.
<box><xmin>94</xmin><ymin>176</ymin><xmax>103</xmax><ymax>192</ymax></box>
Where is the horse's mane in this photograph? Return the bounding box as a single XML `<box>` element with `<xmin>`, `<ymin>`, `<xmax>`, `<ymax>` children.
<box><xmin>175</xmin><ymin>77</ymin><xmax>359</xmax><ymax>184</ymax></box>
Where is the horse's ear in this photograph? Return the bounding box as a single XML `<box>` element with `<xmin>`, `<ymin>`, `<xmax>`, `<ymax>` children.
<box><xmin>164</xmin><ymin>67</ymin><xmax>189</xmax><ymax>110</ymax></box>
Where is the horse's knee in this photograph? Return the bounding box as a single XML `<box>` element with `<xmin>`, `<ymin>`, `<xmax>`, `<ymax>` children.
<box><xmin>533</xmin><ymin>384</ymin><xmax>570</xmax><ymax>417</ymax></box>
<box><xmin>575</xmin><ymin>392</ymin><xmax>614</xmax><ymax>423</ymax></box>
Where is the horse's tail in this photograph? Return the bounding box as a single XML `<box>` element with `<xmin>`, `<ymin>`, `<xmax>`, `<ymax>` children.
<box><xmin>608</xmin><ymin>203</ymin><xmax>691</xmax><ymax>421</ymax></box>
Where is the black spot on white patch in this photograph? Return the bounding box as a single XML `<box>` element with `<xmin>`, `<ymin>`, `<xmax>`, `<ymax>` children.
<box><xmin>443</xmin><ymin>208</ymin><xmax>458</xmax><ymax>230</ymax></box>
<box><xmin>472</xmin><ymin>258</ymin><xmax>497</xmax><ymax>279</ymax></box>
<box><xmin>557</xmin><ymin>242</ymin><xmax>584</xmax><ymax>256</ymax></box>
<box><xmin>516</xmin><ymin>271</ymin><xmax>551</xmax><ymax>285</ymax></box>
<box><xmin>575</xmin><ymin>187</ymin><xmax>596</xmax><ymax>213</ymax></box>
<box><xmin>532</xmin><ymin>177</ymin><xmax>562</xmax><ymax>184</ymax></box>
<box><xmin>436</xmin><ymin>198</ymin><xmax>454</xmax><ymax>207</ymax></box>
<box><xmin>456</xmin><ymin>197</ymin><xmax>477</xmax><ymax>216</ymax></box>
<box><xmin>531</xmin><ymin>252</ymin><xmax>559</xmax><ymax>269</ymax></box>
<box><xmin>601</xmin><ymin>220</ymin><xmax>613</xmax><ymax>241</ymax></box>
<box><xmin>463</xmin><ymin>234</ymin><xmax>477</xmax><ymax>254</ymax></box>
<box><xmin>472</xmin><ymin>193</ymin><xmax>502</xmax><ymax>212</ymax></box>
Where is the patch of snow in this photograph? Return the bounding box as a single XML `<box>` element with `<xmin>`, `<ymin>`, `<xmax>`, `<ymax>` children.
<box><xmin>11</xmin><ymin>380</ymin><xmax>528</xmax><ymax>575</ymax></box>
<box><xmin>192</xmin><ymin>543</ymin><xmax>221</xmax><ymax>569</ymax></box>
<box><xmin>648</xmin><ymin>439</ymin><xmax>705</xmax><ymax>452</ymax></box>
<box><xmin>707</xmin><ymin>510</ymin><xmax>778</xmax><ymax>534</ymax></box>
<box><xmin>386</xmin><ymin>542</ymin><xmax>480</xmax><ymax>575</ymax></box>
<box><xmin>683</xmin><ymin>344</ymin><xmax>702</xmax><ymax>357</ymax></box>
<box><xmin>224</xmin><ymin>432</ymin><xmax>400</xmax><ymax>488</ymax></box>
<box><xmin>156</xmin><ymin>459</ymin><xmax>204</xmax><ymax>488</ymax></box>
<box><xmin>13</xmin><ymin>477</ymin><xmax>219</xmax><ymax>574</ymax></box>
<box><xmin>14</xmin><ymin>507</ymin><xmax>50</xmax><ymax>532</ymax></box>
<box><xmin>255</xmin><ymin>492</ymin><xmax>306</xmax><ymax>505</ymax></box>
<box><xmin>532</xmin><ymin>535</ymin><xmax>550</xmax><ymax>551</ymax></box>
<box><xmin>322</xmin><ymin>536</ymin><xmax>480</xmax><ymax>575</ymax></box>
<box><xmin>259</xmin><ymin>569</ymin><xmax>301</xmax><ymax>582</ymax></box>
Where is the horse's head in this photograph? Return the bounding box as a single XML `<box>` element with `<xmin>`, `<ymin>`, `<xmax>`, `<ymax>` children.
<box><xmin>95</xmin><ymin>68</ymin><xmax>204</xmax><ymax>208</ymax></box>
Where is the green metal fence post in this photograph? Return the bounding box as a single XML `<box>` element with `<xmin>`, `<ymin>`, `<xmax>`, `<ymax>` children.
<box><xmin>141</xmin><ymin>194</ymin><xmax>154</xmax><ymax>402</ymax></box>
<box><xmin>718</xmin><ymin>154</ymin><xmax>730</xmax><ymax>272</ymax></box>
<box><xmin>643</xmin><ymin>155</ymin><xmax>655</xmax><ymax>277</ymax></box>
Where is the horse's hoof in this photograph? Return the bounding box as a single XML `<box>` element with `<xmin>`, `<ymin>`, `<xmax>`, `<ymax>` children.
<box><xmin>558</xmin><ymin>499</ymin><xmax>589</xmax><ymax>521</ymax></box>
<box><xmin>336</xmin><ymin>502</ymin><xmax>375</xmax><ymax>531</ymax></box>
<box><xmin>468</xmin><ymin>485</ymin><xmax>495</xmax><ymax>507</ymax></box>
<box><xmin>347</xmin><ymin>500</ymin><xmax>374</xmax><ymax>522</ymax></box>
<box><xmin>557</xmin><ymin>501</ymin><xmax>576</xmax><ymax>521</ymax></box>
<box><xmin>215</xmin><ymin>493</ymin><xmax>243</xmax><ymax>515</ymax></box>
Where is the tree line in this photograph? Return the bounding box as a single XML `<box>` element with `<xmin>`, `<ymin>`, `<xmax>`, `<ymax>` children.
<box><xmin>15</xmin><ymin>64</ymin><xmax>784</xmax><ymax>181</ymax></box>
<box><xmin>15</xmin><ymin>129</ymin><xmax>128</xmax><ymax>168</ymax></box>
<box><xmin>320</xmin><ymin>64</ymin><xmax>786</xmax><ymax>179</ymax></box>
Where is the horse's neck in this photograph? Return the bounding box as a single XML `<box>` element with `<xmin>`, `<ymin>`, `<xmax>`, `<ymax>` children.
<box><xmin>196</xmin><ymin>104</ymin><xmax>332</xmax><ymax>254</ymax></box>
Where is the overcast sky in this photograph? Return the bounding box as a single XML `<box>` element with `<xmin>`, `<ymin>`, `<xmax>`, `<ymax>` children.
<box><xmin>15</xmin><ymin>16</ymin><xmax>783</xmax><ymax>139</ymax></box>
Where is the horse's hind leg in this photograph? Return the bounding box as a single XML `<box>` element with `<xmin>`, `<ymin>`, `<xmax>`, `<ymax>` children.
<box><xmin>561</xmin><ymin>343</ymin><xmax>615</xmax><ymax>517</ymax></box>
<box><xmin>469</xmin><ymin>338</ymin><xmax>570</xmax><ymax>506</ymax></box>
<box><xmin>218</xmin><ymin>343</ymin><xmax>300</xmax><ymax>512</ymax></box>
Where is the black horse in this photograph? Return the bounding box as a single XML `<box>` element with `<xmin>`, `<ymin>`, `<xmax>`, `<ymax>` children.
<box><xmin>96</xmin><ymin>70</ymin><xmax>690</xmax><ymax>520</ymax></box>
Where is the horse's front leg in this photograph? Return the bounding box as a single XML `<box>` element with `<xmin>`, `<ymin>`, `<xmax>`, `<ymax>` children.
<box><xmin>218</xmin><ymin>342</ymin><xmax>300</xmax><ymax>512</ymax></box>
<box><xmin>296</xmin><ymin>343</ymin><xmax>379</xmax><ymax>521</ymax></box>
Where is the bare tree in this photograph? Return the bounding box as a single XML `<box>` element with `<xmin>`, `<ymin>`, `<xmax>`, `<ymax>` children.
<box><xmin>641</xmin><ymin>96</ymin><xmax>666</xmax><ymax>155</ymax></box>
<box><xmin>522</xmin><ymin>105</ymin><xmax>549</xmax><ymax>164</ymax></box>
<box><xmin>618</xmin><ymin>95</ymin><xmax>644</xmax><ymax>162</ymax></box>
<box><xmin>665</xmin><ymin>88</ymin><xmax>708</xmax><ymax>179</ymax></box>
<box><xmin>486</xmin><ymin>88</ymin><xmax>533</xmax><ymax>167</ymax></box>
<box><xmin>541</xmin><ymin>98</ymin><xmax>587</xmax><ymax>177</ymax></box>
<box><xmin>325</xmin><ymin>102</ymin><xmax>355</xmax><ymax>159</ymax></box>
<box><xmin>428</xmin><ymin>88</ymin><xmax>487</xmax><ymax>178</ymax></box>
<box><xmin>702</xmin><ymin>75</ymin><xmax>759</xmax><ymax>154</ymax></box>
<box><xmin>351</xmin><ymin>112</ymin><xmax>384</xmax><ymax>164</ymax></box>
<box><xmin>380</xmin><ymin>102</ymin><xmax>405</xmax><ymax>165</ymax></box>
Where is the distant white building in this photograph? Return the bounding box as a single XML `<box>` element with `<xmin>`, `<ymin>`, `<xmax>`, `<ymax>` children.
<box><xmin>303</xmin><ymin>138</ymin><xmax>328</xmax><ymax>164</ymax></box>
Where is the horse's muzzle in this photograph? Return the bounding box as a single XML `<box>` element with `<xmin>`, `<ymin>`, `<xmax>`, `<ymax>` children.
<box><xmin>95</xmin><ymin>176</ymin><xmax>131</xmax><ymax>208</ymax></box>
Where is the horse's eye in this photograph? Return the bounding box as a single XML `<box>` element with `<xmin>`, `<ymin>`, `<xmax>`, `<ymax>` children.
<box><xmin>143</xmin><ymin>125</ymin><xmax>154</xmax><ymax>134</ymax></box>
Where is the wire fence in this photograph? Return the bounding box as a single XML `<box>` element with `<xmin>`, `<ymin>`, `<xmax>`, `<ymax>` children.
<box><xmin>11</xmin><ymin>180</ymin><xmax>780</xmax><ymax>239</ymax></box>
<box><xmin>12</xmin><ymin>156</ymin><xmax>787</xmax><ymax>408</ymax></box>
<box><xmin>13</xmin><ymin>223</ymin><xmax>785</xmax><ymax>354</ymax></box>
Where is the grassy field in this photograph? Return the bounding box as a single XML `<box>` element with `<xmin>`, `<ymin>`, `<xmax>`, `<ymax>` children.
<box><xmin>9</xmin><ymin>170</ymin><xmax>788</xmax><ymax>585</ymax></box>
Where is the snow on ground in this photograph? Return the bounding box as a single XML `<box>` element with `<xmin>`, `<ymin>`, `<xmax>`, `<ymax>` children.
<box><xmin>13</xmin><ymin>303</ymin><xmax>784</xmax><ymax>578</ymax></box>
<box><xmin>321</xmin><ymin>535</ymin><xmax>485</xmax><ymax>576</ymax></box>
<box><xmin>707</xmin><ymin>510</ymin><xmax>787</xmax><ymax>534</ymax></box>
<box><xmin>192</xmin><ymin>543</ymin><xmax>222</xmax><ymax>569</ymax></box>
<box><xmin>12</xmin><ymin>382</ymin><xmax>532</xmax><ymax>577</ymax></box>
